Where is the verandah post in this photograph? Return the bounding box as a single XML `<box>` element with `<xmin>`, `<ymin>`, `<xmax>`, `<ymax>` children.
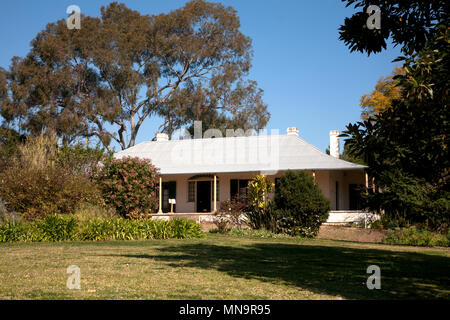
<box><xmin>213</xmin><ymin>175</ymin><xmax>217</xmax><ymax>213</ymax></box>
<box><xmin>158</xmin><ymin>176</ymin><xmax>163</xmax><ymax>214</ymax></box>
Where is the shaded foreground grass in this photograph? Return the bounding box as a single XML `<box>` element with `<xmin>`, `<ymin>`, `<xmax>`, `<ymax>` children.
<box><xmin>0</xmin><ymin>234</ymin><xmax>449</xmax><ymax>299</ymax></box>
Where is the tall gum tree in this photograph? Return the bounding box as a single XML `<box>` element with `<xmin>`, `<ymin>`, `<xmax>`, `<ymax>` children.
<box><xmin>0</xmin><ymin>1</ymin><xmax>269</xmax><ymax>152</ymax></box>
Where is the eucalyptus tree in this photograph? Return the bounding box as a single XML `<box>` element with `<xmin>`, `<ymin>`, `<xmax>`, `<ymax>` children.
<box><xmin>0</xmin><ymin>1</ymin><xmax>269</xmax><ymax>151</ymax></box>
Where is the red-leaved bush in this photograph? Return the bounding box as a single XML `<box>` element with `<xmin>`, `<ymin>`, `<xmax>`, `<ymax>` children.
<box><xmin>91</xmin><ymin>157</ymin><xmax>160</xmax><ymax>217</ymax></box>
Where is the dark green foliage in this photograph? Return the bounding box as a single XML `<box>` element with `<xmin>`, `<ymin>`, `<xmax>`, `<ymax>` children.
<box><xmin>91</xmin><ymin>157</ymin><xmax>160</xmax><ymax>217</ymax></box>
<box><xmin>170</xmin><ymin>218</ymin><xmax>205</xmax><ymax>239</ymax></box>
<box><xmin>339</xmin><ymin>0</ymin><xmax>447</xmax><ymax>55</ymax></box>
<box><xmin>0</xmin><ymin>216</ymin><xmax>203</xmax><ymax>242</ymax></box>
<box><xmin>273</xmin><ymin>171</ymin><xmax>331</xmax><ymax>238</ymax></box>
<box><xmin>33</xmin><ymin>215</ymin><xmax>78</xmax><ymax>242</ymax></box>
<box><xmin>340</xmin><ymin>1</ymin><xmax>449</xmax><ymax>231</ymax></box>
<box><xmin>342</xmin><ymin>27</ymin><xmax>449</xmax><ymax>230</ymax></box>
<box><xmin>382</xmin><ymin>227</ymin><xmax>450</xmax><ymax>247</ymax></box>
<box><xmin>363</xmin><ymin>170</ymin><xmax>449</xmax><ymax>230</ymax></box>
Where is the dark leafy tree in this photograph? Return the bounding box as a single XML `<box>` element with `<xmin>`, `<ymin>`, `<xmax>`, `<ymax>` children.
<box><xmin>339</xmin><ymin>0</ymin><xmax>448</xmax><ymax>55</ymax></box>
<box><xmin>340</xmin><ymin>0</ymin><xmax>449</xmax><ymax>230</ymax></box>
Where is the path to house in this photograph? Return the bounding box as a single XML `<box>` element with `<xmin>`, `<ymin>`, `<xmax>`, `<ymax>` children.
<box><xmin>0</xmin><ymin>234</ymin><xmax>449</xmax><ymax>299</ymax></box>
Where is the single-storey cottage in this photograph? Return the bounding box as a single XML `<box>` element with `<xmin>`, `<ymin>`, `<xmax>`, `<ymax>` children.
<box><xmin>114</xmin><ymin>127</ymin><xmax>369</xmax><ymax>220</ymax></box>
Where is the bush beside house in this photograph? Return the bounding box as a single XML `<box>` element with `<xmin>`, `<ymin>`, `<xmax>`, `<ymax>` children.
<box><xmin>91</xmin><ymin>157</ymin><xmax>160</xmax><ymax>218</ymax></box>
<box><xmin>236</xmin><ymin>171</ymin><xmax>330</xmax><ymax>238</ymax></box>
<box><xmin>272</xmin><ymin>170</ymin><xmax>331</xmax><ymax>237</ymax></box>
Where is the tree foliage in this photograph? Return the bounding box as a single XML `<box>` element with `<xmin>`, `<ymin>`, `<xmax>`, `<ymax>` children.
<box><xmin>339</xmin><ymin>0</ymin><xmax>448</xmax><ymax>55</ymax></box>
<box><xmin>360</xmin><ymin>67</ymin><xmax>404</xmax><ymax>119</ymax></box>
<box><xmin>340</xmin><ymin>0</ymin><xmax>449</xmax><ymax>230</ymax></box>
<box><xmin>0</xmin><ymin>1</ymin><xmax>269</xmax><ymax>152</ymax></box>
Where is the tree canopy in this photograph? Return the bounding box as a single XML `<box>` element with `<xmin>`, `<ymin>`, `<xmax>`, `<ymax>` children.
<box><xmin>360</xmin><ymin>67</ymin><xmax>404</xmax><ymax>119</ymax></box>
<box><xmin>0</xmin><ymin>1</ymin><xmax>269</xmax><ymax>152</ymax></box>
<box><xmin>339</xmin><ymin>0</ymin><xmax>449</xmax><ymax>229</ymax></box>
<box><xmin>339</xmin><ymin>0</ymin><xmax>448</xmax><ymax>55</ymax></box>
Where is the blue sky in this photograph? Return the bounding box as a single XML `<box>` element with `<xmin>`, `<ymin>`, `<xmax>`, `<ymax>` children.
<box><xmin>0</xmin><ymin>0</ymin><xmax>401</xmax><ymax>152</ymax></box>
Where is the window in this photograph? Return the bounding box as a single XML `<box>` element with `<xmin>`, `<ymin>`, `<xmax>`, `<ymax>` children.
<box><xmin>215</xmin><ymin>181</ymin><xmax>220</xmax><ymax>201</ymax></box>
<box><xmin>230</xmin><ymin>179</ymin><xmax>249</xmax><ymax>200</ymax></box>
<box><xmin>188</xmin><ymin>182</ymin><xmax>195</xmax><ymax>202</ymax></box>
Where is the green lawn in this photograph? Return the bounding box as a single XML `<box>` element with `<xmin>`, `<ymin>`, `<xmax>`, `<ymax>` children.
<box><xmin>0</xmin><ymin>234</ymin><xmax>449</xmax><ymax>300</ymax></box>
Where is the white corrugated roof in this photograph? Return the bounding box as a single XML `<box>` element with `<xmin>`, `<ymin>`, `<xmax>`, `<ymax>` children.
<box><xmin>113</xmin><ymin>134</ymin><xmax>366</xmax><ymax>175</ymax></box>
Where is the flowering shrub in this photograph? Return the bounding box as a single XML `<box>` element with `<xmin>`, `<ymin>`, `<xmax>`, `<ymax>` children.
<box><xmin>91</xmin><ymin>157</ymin><xmax>160</xmax><ymax>217</ymax></box>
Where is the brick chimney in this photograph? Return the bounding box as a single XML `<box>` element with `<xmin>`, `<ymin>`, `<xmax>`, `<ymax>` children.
<box><xmin>156</xmin><ymin>132</ymin><xmax>169</xmax><ymax>142</ymax></box>
<box><xmin>329</xmin><ymin>130</ymin><xmax>340</xmax><ymax>158</ymax></box>
<box><xmin>287</xmin><ymin>127</ymin><xmax>299</xmax><ymax>136</ymax></box>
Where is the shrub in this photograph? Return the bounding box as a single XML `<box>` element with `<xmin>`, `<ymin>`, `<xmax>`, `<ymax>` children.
<box><xmin>0</xmin><ymin>135</ymin><xmax>101</xmax><ymax>220</ymax></box>
<box><xmin>246</xmin><ymin>175</ymin><xmax>275</xmax><ymax>230</ymax></box>
<box><xmin>273</xmin><ymin>170</ymin><xmax>330</xmax><ymax>238</ymax></box>
<box><xmin>74</xmin><ymin>203</ymin><xmax>117</xmax><ymax>222</ymax></box>
<box><xmin>34</xmin><ymin>214</ymin><xmax>78</xmax><ymax>241</ymax></box>
<box><xmin>227</xmin><ymin>228</ymin><xmax>294</xmax><ymax>239</ymax></box>
<box><xmin>0</xmin><ymin>222</ymin><xmax>36</xmax><ymax>242</ymax></box>
<box><xmin>0</xmin><ymin>199</ymin><xmax>22</xmax><ymax>225</ymax></box>
<box><xmin>382</xmin><ymin>226</ymin><xmax>449</xmax><ymax>247</ymax></box>
<box><xmin>212</xmin><ymin>213</ymin><xmax>231</xmax><ymax>234</ymax></box>
<box><xmin>91</xmin><ymin>157</ymin><xmax>160</xmax><ymax>217</ymax></box>
<box><xmin>0</xmin><ymin>216</ymin><xmax>203</xmax><ymax>242</ymax></box>
<box><xmin>169</xmin><ymin>218</ymin><xmax>204</xmax><ymax>239</ymax></box>
<box><xmin>364</xmin><ymin>169</ymin><xmax>449</xmax><ymax>232</ymax></box>
<box><xmin>213</xmin><ymin>197</ymin><xmax>249</xmax><ymax>233</ymax></box>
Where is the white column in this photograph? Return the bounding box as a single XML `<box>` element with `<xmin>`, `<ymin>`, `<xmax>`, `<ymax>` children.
<box><xmin>365</xmin><ymin>172</ymin><xmax>369</xmax><ymax>191</ymax></box>
<box><xmin>158</xmin><ymin>177</ymin><xmax>163</xmax><ymax>214</ymax></box>
<box><xmin>213</xmin><ymin>175</ymin><xmax>217</xmax><ymax>213</ymax></box>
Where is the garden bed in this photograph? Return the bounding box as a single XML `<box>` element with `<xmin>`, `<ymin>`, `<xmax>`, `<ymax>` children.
<box><xmin>311</xmin><ymin>225</ymin><xmax>388</xmax><ymax>243</ymax></box>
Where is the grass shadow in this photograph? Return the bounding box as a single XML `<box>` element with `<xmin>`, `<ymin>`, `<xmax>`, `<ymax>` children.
<box><xmin>105</xmin><ymin>239</ymin><xmax>450</xmax><ymax>299</ymax></box>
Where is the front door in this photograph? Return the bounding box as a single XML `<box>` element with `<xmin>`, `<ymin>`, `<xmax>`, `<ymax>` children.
<box><xmin>162</xmin><ymin>181</ymin><xmax>176</xmax><ymax>213</ymax></box>
<box><xmin>349</xmin><ymin>184</ymin><xmax>362</xmax><ymax>210</ymax></box>
<box><xmin>197</xmin><ymin>181</ymin><xmax>211</xmax><ymax>212</ymax></box>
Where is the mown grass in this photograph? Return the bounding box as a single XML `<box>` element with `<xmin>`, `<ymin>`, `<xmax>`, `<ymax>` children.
<box><xmin>0</xmin><ymin>233</ymin><xmax>449</xmax><ymax>300</ymax></box>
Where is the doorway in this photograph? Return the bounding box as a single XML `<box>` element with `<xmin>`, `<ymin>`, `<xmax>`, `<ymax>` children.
<box><xmin>197</xmin><ymin>181</ymin><xmax>211</xmax><ymax>212</ymax></box>
<box><xmin>349</xmin><ymin>184</ymin><xmax>363</xmax><ymax>210</ymax></box>
<box><xmin>162</xmin><ymin>181</ymin><xmax>176</xmax><ymax>213</ymax></box>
